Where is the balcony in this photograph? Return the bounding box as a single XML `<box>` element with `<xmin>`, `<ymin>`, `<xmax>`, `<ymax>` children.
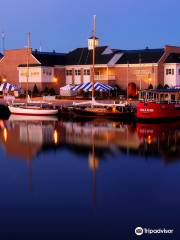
<box><xmin>94</xmin><ymin>75</ymin><xmax>116</xmax><ymax>81</ymax></box>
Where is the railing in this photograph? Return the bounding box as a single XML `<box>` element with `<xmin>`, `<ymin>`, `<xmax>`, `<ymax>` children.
<box><xmin>94</xmin><ymin>75</ymin><xmax>116</xmax><ymax>81</ymax></box>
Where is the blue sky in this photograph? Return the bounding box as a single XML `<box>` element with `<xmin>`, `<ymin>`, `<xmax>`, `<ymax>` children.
<box><xmin>1</xmin><ymin>0</ymin><xmax>180</xmax><ymax>52</ymax></box>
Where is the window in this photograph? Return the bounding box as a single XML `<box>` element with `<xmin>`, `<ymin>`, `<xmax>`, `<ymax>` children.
<box><xmin>84</xmin><ymin>69</ymin><xmax>90</xmax><ymax>75</ymax></box>
<box><xmin>43</xmin><ymin>69</ymin><xmax>52</xmax><ymax>76</ymax></box>
<box><xmin>75</xmin><ymin>70</ymin><xmax>81</xmax><ymax>75</ymax></box>
<box><xmin>66</xmin><ymin>70</ymin><xmax>72</xmax><ymax>76</ymax></box>
<box><xmin>168</xmin><ymin>69</ymin><xmax>172</xmax><ymax>75</ymax></box>
<box><xmin>166</xmin><ymin>68</ymin><xmax>175</xmax><ymax>75</ymax></box>
<box><xmin>179</xmin><ymin>69</ymin><xmax>180</xmax><ymax>75</ymax></box>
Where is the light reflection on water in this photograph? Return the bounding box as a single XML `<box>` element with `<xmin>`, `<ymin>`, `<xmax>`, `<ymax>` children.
<box><xmin>1</xmin><ymin>116</ymin><xmax>179</xmax><ymax>162</ymax></box>
<box><xmin>0</xmin><ymin>115</ymin><xmax>180</xmax><ymax>239</ymax></box>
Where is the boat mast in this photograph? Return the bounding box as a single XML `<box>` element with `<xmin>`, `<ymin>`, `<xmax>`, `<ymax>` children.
<box><xmin>26</xmin><ymin>32</ymin><xmax>30</xmax><ymax>100</ymax></box>
<box><xmin>92</xmin><ymin>15</ymin><xmax>96</xmax><ymax>101</ymax></box>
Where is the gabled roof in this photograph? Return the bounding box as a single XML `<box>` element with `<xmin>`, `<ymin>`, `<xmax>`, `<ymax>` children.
<box><xmin>116</xmin><ymin>48</ymin><xmax>164</xmax><ymax>64</ymax></box>
<box><xmin>165</xmin><ymin>53</ymin><xmax>180</xmax><ymax>63</ymax></box>
<box><xmin>32</xmin><ymin>50</ymin><xmax>66</xmax><ymax>66</ymax></box>
<box><xmin>65</xmin><ymin>46</ymin><xmax>114</xmax><ymax>65</ymax></box>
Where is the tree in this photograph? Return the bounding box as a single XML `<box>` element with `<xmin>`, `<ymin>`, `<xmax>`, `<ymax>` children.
<box><xmin>32</xmin><ymin>84</ymin><xmax>39</xmax><ymax>96</ymax></box>
<box><xmin>44</xmin><ymin>86</ymin><xmax>49</xmax><ymax>96</ymax></box>
<box><xmin>148</xmin><ymin>84</ymin><xmax>153</xmax><ymax>90</ymax></box>
<box><xmin>157</xmin><ymin>84</ymin><xmax>163</xmax><ymax>89</ymax></box>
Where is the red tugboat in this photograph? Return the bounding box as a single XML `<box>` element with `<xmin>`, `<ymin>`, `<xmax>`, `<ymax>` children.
<box><xmin>136</xmin><ymin>88</ymin><xmax>180</xmax><ymax>120</ymax></box>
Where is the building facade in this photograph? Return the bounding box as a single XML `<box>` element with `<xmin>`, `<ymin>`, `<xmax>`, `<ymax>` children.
<box><xmin>0</xmin><ymin>38</ymin><xmax>180</xmax><ymax>94</ymax></box>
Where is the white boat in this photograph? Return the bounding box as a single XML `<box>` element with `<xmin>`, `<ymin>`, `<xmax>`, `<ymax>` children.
<box><xmin>8</xmin><ymin>113</ymin><xmax>58</xmax><ymax>121</ymax></box>
<box><xmin>8</xmin><ymin>33</ymin><xmax>58</xmax><ymax>116</ymax></box>
<box><xmin>8</xmin><ymin>105</ymin><xmax>58</xmax><ymax>116</ymax></box>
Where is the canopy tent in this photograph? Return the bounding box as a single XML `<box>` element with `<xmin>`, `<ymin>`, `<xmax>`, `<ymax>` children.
<box><xmin>0</xmin><ymin>82</ymin><xmax>20</xmax><ymax>92</ymax></box>
<box><xmin>71</xmin><ymin>82</ymin><xmax>115</xmax><ymax>92</ymax></box>
<box><xmin>60</xmin><ymin>84</ymin><xmax>76</xmax><ymax>96</ymax></box>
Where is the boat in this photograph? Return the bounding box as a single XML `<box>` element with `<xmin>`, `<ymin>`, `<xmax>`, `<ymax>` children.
<box><xmin>72</xmin><ymin>16</ymin><xmax>133</xmax><ymax>119</ymax></box>
<box><xmin>72</xmin><ymin>102</ymin><xmax>133</xmax><ymax>118</ymax></box>
<box><xmin>136</xmin><ymin>88</ymin><xmax>180</xmax><ymax>120</ymax></box>
<box><xmin>8</xmin><ymin>33</ymin><xmax>58</xmax><ymax>116</ymax></box>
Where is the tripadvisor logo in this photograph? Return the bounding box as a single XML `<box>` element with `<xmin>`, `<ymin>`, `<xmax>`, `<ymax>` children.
<box><xmin>135</xmin><ymin>227</ymin><xmax>143</xmax><ymax>236</ymax></box>
<box><xmin>135</xmin><ymin>227</ymin><xmax>174</xmax><ymax>236</ymax></box>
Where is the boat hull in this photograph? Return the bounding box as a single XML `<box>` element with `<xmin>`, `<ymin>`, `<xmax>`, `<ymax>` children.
<box><xmin>73</xmin><ymin>108</ymin><xmax>132</xmax><ymax>119</ymax></box>
<box><xmin>137</xmin><ymin>102</ymin><xmax>180</xmax><ymax>120</ymax></box>
<box><xmin>8</xmin><ymin>106</ymin><xmax>58</xmax><ymax>116</ymax></box>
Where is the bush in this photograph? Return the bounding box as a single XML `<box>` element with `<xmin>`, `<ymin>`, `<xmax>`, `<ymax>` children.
<box><xmin>49</xmin><ymin>88</ymin><xmax>56</xmax><ymax>96</ymax></box>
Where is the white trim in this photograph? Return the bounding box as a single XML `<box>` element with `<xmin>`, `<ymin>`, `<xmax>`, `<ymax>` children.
<box><xmin>108</xmin><ymin>53</ymin><xmax>124</xmax><ymax>66</ymax></box>
<box><xmin>101</xmin><ymin>47</ymin><xmax>113</xmax><ymax>55</ymax></box>
<box><xmin>0</xmin><ymin>56</ymin><xmax>5</xmax><ymax>64</ymax></box>
<box><xmin>164</xmin><ymin>63</ymin><xmax>179</xmax><ymax>66</ymax></box>
<box><xmin>65</xmin><ymin>64</ymin><xmax>108</xmax><ymax>68</ymax></box>
<box><xmin>31</xmin><ymin>53</ymin><xmax>41</xmax><ymax>64</ymax></box>
<box><xmin>114</xmin><ymin>63</ymin><xmax>158</xmax><ymax>67</ymax></box>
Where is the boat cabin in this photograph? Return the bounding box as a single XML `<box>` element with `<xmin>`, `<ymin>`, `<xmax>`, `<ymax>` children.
<box><xmin>139</xmin><ymin>89</ymin><xmax>180</xmax><ymax>104</ymax></box>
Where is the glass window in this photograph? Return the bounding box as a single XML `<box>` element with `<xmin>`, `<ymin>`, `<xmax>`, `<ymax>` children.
<box><xmin>84</xmin><ymin>69</ymin><xmax>90</xmax><ymax>75</ymax></box>
<box><xmin>179</xmin><ymin>69</ymin><xmax>180</xmax><ymax>75</ymax></box>
<box><xmin>66</xmin><ymin>70</ymin><xmax>72</xmax><ymax>76</ymax></box>
<box><xmin>168</xmin><ymin>69</ymin><xmax>171</xmax><ymax>75</ymax></box>
<box><xmin>75</xmin><ymin>70</ymin><xmax>81</xmax><ymax>75</ymax></box>
<box><xmin>166</xmin><ymin>69</ymin><xmax>168</xmax><ymax>75</ymax></box>
<box><xmin>172</xmin><ymin>69</ymin><xmax>174</xmax><ymax>75</ymax></box>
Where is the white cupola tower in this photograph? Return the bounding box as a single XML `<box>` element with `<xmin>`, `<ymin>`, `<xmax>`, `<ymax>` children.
<box><xmin>88</xmin><ymin>36</ymin><xmax>99</xmax><ymax>50</ymax></box>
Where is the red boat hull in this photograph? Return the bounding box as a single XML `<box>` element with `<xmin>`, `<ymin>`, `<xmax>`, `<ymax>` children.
<box><xmin>137</xmin><ymin>102</ymin><xmax>180</xmax><ymax>119</ymax></box>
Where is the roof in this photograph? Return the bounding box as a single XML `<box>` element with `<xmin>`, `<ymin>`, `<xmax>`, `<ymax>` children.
<box><xmin>116</xmin><ymin>48</ymin><xmax>164</xmax><ymax>64</ymax></box>
<box><xmin>65</xmin><ymin>46</ymin><xmax>114</xmax><ymax>65</ymax></box>
<box><xmin>88</xmin><ymin>36</ymin><xmax>99</xmax><ymax>40</ymax></box>
<box><xmin>165</xmin><ymin>53</ymin><xmax>180</xmax><ymax>63</ymax></box>
<box><xmin>18</xmin><ymin>63</ymin><xmax>41</xmax><ymax>67</ymax></box>
<box><xmin>32</xmin><ymin>50</ymin><xmax>66</xmax><ymax>66</ymax></box>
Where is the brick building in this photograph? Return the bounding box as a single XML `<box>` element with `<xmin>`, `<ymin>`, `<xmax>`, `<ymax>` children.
<box><xmin>0</xmin><ymin>49</ymin><xmax>65</xmax><ymax>92</ymax></box>
<box><xmin>0</xmin><ymin>37</ymin><xmax>180</xmax><ymax>94</ymax></box>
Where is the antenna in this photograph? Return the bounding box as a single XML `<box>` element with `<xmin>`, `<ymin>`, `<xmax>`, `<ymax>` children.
<box><xmin>26</xmin><ymin>32</ymin><xmax>30</xmax><ymax>99</ymax></box>
<box><xmin>92</xmin><ymin>15</ymin><xmax>96</xmax><ymax>100</ymax></box>
<box><xmin>39</xmin><ymin>42</ymin><xmax>42</xmax><ymax>52</ymax></box>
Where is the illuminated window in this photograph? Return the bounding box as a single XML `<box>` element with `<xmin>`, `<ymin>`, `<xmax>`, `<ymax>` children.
<box><xmin>84</xmin><ymin>69</ymin><xmax>90</xmax><ymax>75</ymax></box>
<box><xmin>66</xmin><ymin>70</ymin><xmax>72</xmax><ymax>76</ymax></box>
<box><xmin>75</xmin><ymin>70</ymin><xmax>81</xmax><ymax>75</ymax></box>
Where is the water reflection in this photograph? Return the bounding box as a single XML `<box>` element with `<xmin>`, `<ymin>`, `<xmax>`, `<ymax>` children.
<box><xmin>0</xmin><ymin>115</ymin><xmax>59</xmax><ymax>161</ymax></box>
<box><xmin>0</xmin><ymin>116</ymin><xmax>180</xmax><ymax>238</ymax></box>
<box><xmin>0</xmin><ymin>116</ymin><xmax>179</xmax><ymax>163</ymax></box>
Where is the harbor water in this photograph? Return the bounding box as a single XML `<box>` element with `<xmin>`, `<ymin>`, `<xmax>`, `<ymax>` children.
<box><xmin>0</xmin><ymin>115</ymin><xmax>179</xmax><ymax>239</ymax></box>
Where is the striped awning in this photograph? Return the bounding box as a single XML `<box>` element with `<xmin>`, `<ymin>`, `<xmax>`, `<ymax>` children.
<box><xmin>0</xmin><ymin>82</ymin><xmax>20</xmax><ymax>92</ymax></box>
<box><xmin>72</xmin><ymin>82</ymin><xmax>115</xmax><ymax>92</ymax></box>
